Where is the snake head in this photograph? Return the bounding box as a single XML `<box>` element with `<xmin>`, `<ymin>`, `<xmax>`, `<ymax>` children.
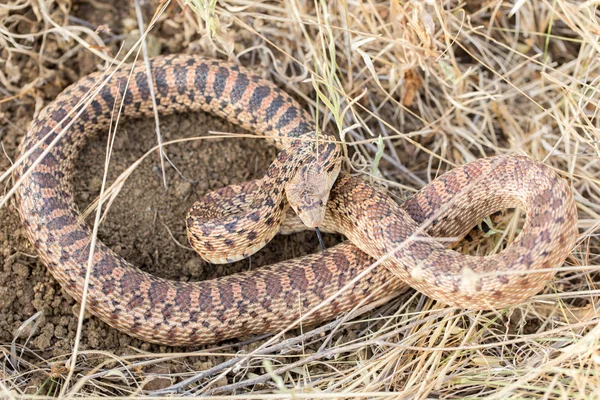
<box><xmin>285</xmin><ymin>163</ymin><xmax>340</xmax><ymax>228</ymax></box>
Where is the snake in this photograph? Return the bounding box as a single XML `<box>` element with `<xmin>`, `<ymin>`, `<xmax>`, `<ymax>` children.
<box><xmin>14</xmin><ymin>54</ymin><xmax>578</xmax><ymax>346</ymax></box>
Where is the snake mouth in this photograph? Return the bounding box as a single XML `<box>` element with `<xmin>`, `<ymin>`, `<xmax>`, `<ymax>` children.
<box><xmin>293</xmin><ymin>198</ymin><xmax>327</xmax><ymax>229</ymax></box>
<box><xmin>297</xmin><ymin>207</ymin><xmax>326</xmax><ymax>229</ymax></box>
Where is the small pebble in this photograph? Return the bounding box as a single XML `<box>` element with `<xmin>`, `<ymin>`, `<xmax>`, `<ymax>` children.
<box><xmin>175</xmin><ymin>181</ymin><xmax>192</xmax><ymax>198</ymax></box>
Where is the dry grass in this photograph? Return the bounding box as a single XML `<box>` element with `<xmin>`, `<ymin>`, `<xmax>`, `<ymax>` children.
<box><xmin>1</xmin><ymin>0</ymin><xmax>600</xmax><ymax>398</ymax></box>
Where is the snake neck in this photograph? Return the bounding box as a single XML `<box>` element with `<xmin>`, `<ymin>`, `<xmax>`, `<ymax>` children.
<box><xmin>187</xmin><ymin>141</ymin><xmax>341</xmax><ymax>264</ymax></box>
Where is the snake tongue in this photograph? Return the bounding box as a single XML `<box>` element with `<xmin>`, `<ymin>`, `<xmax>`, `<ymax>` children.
<box><xmin>315</xmin><ymin>227</ymin><xmax>327</xmax><ymax>251</ymax></box>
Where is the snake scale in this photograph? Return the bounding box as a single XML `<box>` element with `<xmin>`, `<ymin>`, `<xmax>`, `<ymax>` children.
<box><xmin>14</xmin><ymin>54</ymin><xmax>577</xmax><ymax>346</ymax></box>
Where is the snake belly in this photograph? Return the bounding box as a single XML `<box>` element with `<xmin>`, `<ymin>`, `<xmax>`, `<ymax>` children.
<box><xmin>14</xmin><ymin>54</ymin><xmax>577</xmax><ymax>346</ymax></box>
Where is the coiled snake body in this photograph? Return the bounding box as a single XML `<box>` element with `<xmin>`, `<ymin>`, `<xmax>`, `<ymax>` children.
<box><xmin>15</xmin><ymin>54</ymin><xmax>577</xmax><ymax>346</ymax></box>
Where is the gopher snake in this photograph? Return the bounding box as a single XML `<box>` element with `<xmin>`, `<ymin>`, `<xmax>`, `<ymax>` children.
<box><xmin>15</xmin><ymin>54</ymin><xmax>577</xmax><ymax>346</ymax></box>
